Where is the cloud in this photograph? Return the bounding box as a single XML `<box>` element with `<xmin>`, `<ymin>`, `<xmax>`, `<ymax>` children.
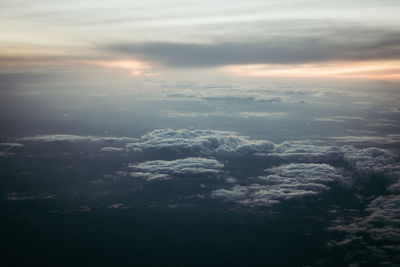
<box><xmin>0</xmin><ymin>143</ymin><xmax>24</xmax><ymax>148</ymax></box>
<box><xmin>107</xmin><ymin>29</ymin><xmax>400</xmax><ymax>67</ymax></box>
<box><xmin>328</xmin><ymin>190</ymin><xmax>400</xmax><ymax>265</ymax></box>
<box><xmin>271</xmin><ymin>141</ymin><xmax>344</xmax><ymax>160</ymax></box>
<box><xmin>5</xmin><ymin>192</ymin><xmax>55</xmax><ymax>201</ymax></box>
<box><xmin>0</xmin><ymin>142</ymin><xmax>24</xmax><ymax>157</ymax></box>
<box><xmin>129</xmin><ymin>157</ymin><xmax>224</xmax><ymax>181</ymax></box>
<box><xmin>100</xmin><ymin>147</ymin><xmax>125</xmax><ymax>152</ymax></box>
<box><xmin>17</xmin><ymin>129</ymin><xmax>400</xmax><ymax>209</ymax></box>
<box><xmin>107</xmin><ymin>203</ymin><xmax>129</xmax><ymax>209</ymax></box>
<box><xmin>163</xmin><ymin>88</ymin><xmax>284</xmax><ymax>102</ymax></box>
<box><xmin>341</xmin><ymin>146</ymin><xmax>400</xmax><ymax>179</ymax></box>
<box><xmin>329</xmin><ymin>134</ymin><xmax>400</xmax><ymax>144</ymax></box>
<box><xmin>19</xmin><ymin>134</ymin><xmax>138</xmax><ymax>143</ymax></box>
<box><xmin>212</xmin><ymin>163</ymin><xmax>348</xmax><ymax>206</ymax></box>
<box><xmin>126</xmin><ymin>129</ymin><xmax>276</xmax><ymax>157</ymax></box>
<box><xmin>273</xmin><ymin>141</ymin><xmax>400</xmax><ymax>179</ymax></box>
<box><xmin>124</xmin><ymin>129</ymin><xmax>399</xmax><ymax>180</ymax></box>
<box><xmin>163</xmin><ymin>111</ymin><xmax>287</xmax><ymax>119</ymax></box>
<box><xmin>314</xmin><ymin>116</ymin><xmax>364</xmax><ymax>123</ymax></box>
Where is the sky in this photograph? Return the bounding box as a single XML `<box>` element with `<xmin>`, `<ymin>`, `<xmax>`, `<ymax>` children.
<box><xmin>1</xmin><ymin>0</ymin><xmax>400</xmax><ymax>79</ymax></box>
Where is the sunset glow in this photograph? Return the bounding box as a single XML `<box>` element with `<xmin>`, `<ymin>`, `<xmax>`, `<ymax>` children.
<box><xmin>85</xmin><ymin>60</ymin><xmax>152</xmax><ymax>76</ymax></box>
<box><xmin>224</xmin><ymin>61</ymin><xmax>400</xmax><ymax>79</ymax></box>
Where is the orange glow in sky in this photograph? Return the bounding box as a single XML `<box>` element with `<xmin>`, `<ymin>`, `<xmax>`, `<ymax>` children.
<box><xmin>85</xmin><ymin>60</ymin><xmax>153</xmax><ymax>76</ymax></box>
<box><xmin>224</xmin><ymin>61</ymin><xmax>400</xmax><ymax>80</ymax></box>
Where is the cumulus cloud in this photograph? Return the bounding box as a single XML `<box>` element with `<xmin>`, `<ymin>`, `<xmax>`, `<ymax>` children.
<box><xmin>212</xmin><ymin>163</ymin><xmax>348</xmax><ymax>206</ymax></box>
<box><xmin>272</xmin><ymin>142</ymin><xmax>400</xmax><ymax>179</ymax></box>
<box><xmin>328</xmin><ymin>191</ymin><xmax>400</xmax><ymax>265</ymax></box>
<box><xmin>129</xmin><ymin>157</ymin><xmax>224</xmax><ymax>181</ymax></box>
<box><xmin>123</xmin><ymin>129</ymin><xmax>399</xmax><ymax>181</ymax></box>
<box><xmin>17</xmin><ymin>129</ymin><xmax>400</xmax><ymax>209</ymax></box>
<box><xmin>341</xmin><ymin>146</ymin><xmax>400</xmax><ymax>179</ymax></box>
<box><xmin>126</xmin><ymin>129</ymin><xmax>275</xmax><ymax>157</ymax></box>
<box><xmin>271</xmin><ymin>141</ymin><xmax>343</xmax><ymax>160</ymax></box>
<box><xmin>19</xmin><ymin>134</ymin><xmax>138</xmax><ymax>143</ymax></box>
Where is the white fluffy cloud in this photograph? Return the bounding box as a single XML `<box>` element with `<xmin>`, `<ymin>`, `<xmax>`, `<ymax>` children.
<box><xmin>212</xmin><ymin>163</ymin><xmax>348</xmax><ymax>206</ymax></box>
<box><xmin>129</xmin><ymin>157</ymin><xmax>224</xmax><ymax>181</ymax></box>
<box><xmin>271</xmin><ymin>141</ymin><xmax>343</xmax><ymax>159</ymax></box>
<box><xmin>126</xmin><ymin>130</ymin><xmax>398</xmax><ymax>179</ymax></box>
<box><xmin>272</xmin><ymin>142</ymin><xmax>400</xmax><ymax>179</ymax></box>
<box><xmin>341</xmin><ymin>146</ymin><xmax>400</xmax><ymax>179</ymax></box>
<box><xmin>17</xmin><ymin>129</ymin><xmax>400</xmax><ymax>208</ymax></box>
<box><xmin>126</xmin><ymin>128</ymin><xmax>275</xmax><ymax>157</ymax></box>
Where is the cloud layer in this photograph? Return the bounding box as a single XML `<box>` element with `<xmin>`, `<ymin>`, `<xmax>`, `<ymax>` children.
<box><xmin>126</xmin><ymin>129</ymin><xmax>275</xmax><ymax>157</ymax></box>
<box><xmin>329</xmin><ymin>182</ymin><xmax>400</xmax><ymax>265</ymax></box>
<box><xmin>212</xmin><ymin>163</ymin><xmax>348</xmax><ymax>206</ymax></box>
<box><xmin>129</xmin><ymin>157</ymin><xmax>224</xmax><ymax>181</ymax></box>
<box><xmin>20</xmin><ymin>134</ymin><xmax>137</xmax><ymax>143</ymax></box>
<box><xmin>108</xmin><ymin>28</ymin><xmax>400</xmax><ymax>67</ymax></box>
<box><xmin>17</xmin><ymin>129</ymin><xmax>400</xmax><ymax>207</ymax></box>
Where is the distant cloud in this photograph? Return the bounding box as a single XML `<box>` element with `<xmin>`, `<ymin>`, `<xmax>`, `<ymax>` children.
<box><xmin>0</xmin><ymin>143</ymin><xmax>24</xmax><ymax>148</ymax></box>
<box><xmin>17</xmin><ymin>129</ymin><xmax>400</xmax><ymax>207</ymax></box>
<box><xmin>107</xmin><ymin>29</ymin><xmax>400</xmax><ymax>67</ymax></box>
<box><xmin>212</xmin><ymin>163</ymin><xmax>348</xmax><ymax>206</ymax></box>
<box><xmin>19</xmin><ymin>134</ymin><xmax>138</xmax><ymax>143</ymax></box>
<box><xmin>0</xmin><ymin>142</ymin><xmax>24</xmax><ymax>157</ymax></box>
<box><xmin>162</xmin><ymin>88</ymin><xmax>284</xmax><ymax>102</ymax></box>
<box><xmin>163</xmin><ymin>111</ymin><xmax>287</xmax><ymax>119</ymax></box>
<box><xmin>272</xmin><ymin>141</ymin><xmax>400</xmax><ymax>179</ymax></box>
<box><xmin>100</xmin><ymin>147</ymin><xmax>125</xmax><ymax>152</ymax></box>
<box><xmin>129</xmin><ymin>157</ymin><xmax>224</xmax><ymax>181</ymax></box>
<box><xmin>329</xmin><ymin>134</ymin><xmax>400</xmax><ymax>144</ymax></box>
<box><xmin>314</xmin><ymin>116</ymin><xmax>364</xmax><ymax>123</ymax></box>
<box><xmin>126</xmin><ymin>129</ymin><xmax>276</xmax><ymax>157</ymax></box>
<box><xmin>328</xmin><ymin>185</ymin><xmax>400</xmax><ymax>265</ymax></box>
<box><xmin>5</xmin><ymin>192</ymin><xmax>55</xmax><ymax>201</ymax></box>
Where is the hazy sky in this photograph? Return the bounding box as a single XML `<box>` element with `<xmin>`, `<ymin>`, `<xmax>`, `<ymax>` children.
<box><xmin>1</xmin><ymin>0</ymin><xmax>400</xmax><ymax>79</ymax></box>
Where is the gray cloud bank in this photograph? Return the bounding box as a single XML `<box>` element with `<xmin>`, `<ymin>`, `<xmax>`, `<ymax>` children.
<box><xmin>108</xmin><ymin>28</ymin><xmax>400</xmax><ymax>67</ymax></box>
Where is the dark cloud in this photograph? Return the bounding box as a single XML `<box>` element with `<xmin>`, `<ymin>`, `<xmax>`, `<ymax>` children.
<box><xmin>107</xmin><ymin>29</ymin><xmax>400</xmax><ymax>67</ymax></box>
